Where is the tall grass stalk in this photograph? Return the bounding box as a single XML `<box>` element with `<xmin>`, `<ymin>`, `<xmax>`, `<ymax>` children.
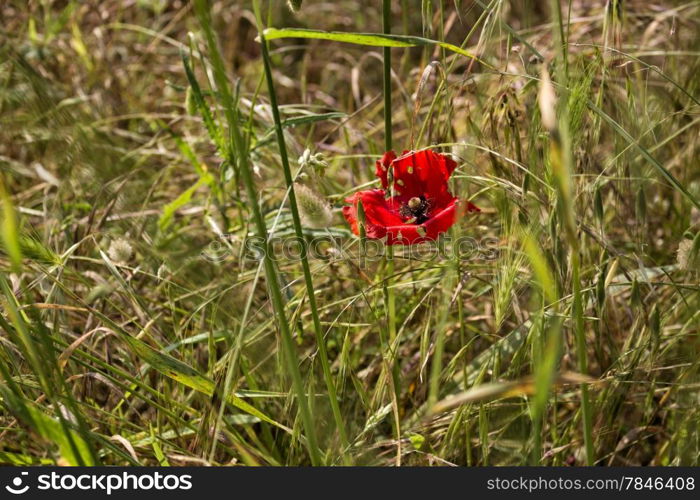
<box><xmin>548</xmin><ymin>0</ymin><xmax>595</xmax><ymax>465</ymax></box>
<box><xmin>382</xmin><ymin>0</ymin><xmax>403</xmax><ymax>462</ymax></box>
<box><xmin>381</xmin><ymin>0</ymin><xmax>400</xmax><ymax>393</ymax></box>
<box><xmin>193</xmin><ymin>0</ymin><xmax>322</xmax><ymax>466</ymax></box>
<box><xmin>540</xmin><ymin>26</ymin><xmax>595</xmax><ymax>463</ymax></box>
<box><xmin>255</xmin><ymin>8</ymin><xmax>350</xmax><ymax>462</ymax></box>
<box><xmin>382</xmin><ymin>0</ymin><xmax>397</xmax><ymax>348</ymax></box>
<box><xmin>383</xmin><ymin>0</ymin><xmax>393</xmax><ymax>155</ymax></box>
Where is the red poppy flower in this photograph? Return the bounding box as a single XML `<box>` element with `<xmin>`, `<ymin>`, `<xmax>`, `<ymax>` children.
<box><xmin>343</xmin><ymin>149</ymin><xmax>479</xmax><ymax>245</ymax></box>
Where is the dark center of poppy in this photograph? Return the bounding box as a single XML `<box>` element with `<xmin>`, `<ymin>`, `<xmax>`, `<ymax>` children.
<box><xmin>399</xmin><ymin>195</ymin><xmax>430</xmax><ymax>224</ymax></box>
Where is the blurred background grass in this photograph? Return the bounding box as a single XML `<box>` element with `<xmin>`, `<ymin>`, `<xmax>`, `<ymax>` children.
<box><xmin>0</xmin><ymin>0</ymin><xmax>699</xmax><ymax>465</ymax></box>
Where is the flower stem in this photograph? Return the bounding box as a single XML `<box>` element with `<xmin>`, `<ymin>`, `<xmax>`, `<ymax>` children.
<box><xmin>382</xmin><ymin>1</ymin><xmax>402</xmax><ymax>463</ymax></box>
<box><xmin>382</xmin><ymin>0</ymin><xmax>400</xmax><ymax>390</ymax></box>
<box><xmin>382</xmin><ymin>0</ymin><xmax>397</xmax><ymax>340</ymax></box>
<box><xmin>234</xmin><ymin>74</ymin><xmax>322</xmax><ymax>467</ymax></box>
<box><xmin>258</xmin><ymin>30</ymin><xmax>350</xmax><ymax>463</ymax></box>
<box><xmin>572</xmin><ymin>249</ymin><xmax>594</xmax><ymax>465</ymax></box>
<box><xmin>383</xmin><ymin>0</ymin><xmax>393</xmax><ymax>154</ymax></box>
<box><xmin>547</xmin><ymin>0</ymin><xmax>594</xmax><ymax>463</ymax></box>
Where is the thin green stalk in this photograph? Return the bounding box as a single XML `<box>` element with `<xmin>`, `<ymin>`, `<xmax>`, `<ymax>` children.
<box><xmin>382</xmin><ymin>0</ymin><xmax>401</xmax><ymax>458</ymax></box>
<box><xmin>520</xmin><ymin>225</ymin><xmax>562</xmax><ymax>464</ymax></box>
<box><xmin>208</xmin><ymin>259</ymin><xmax>263</xmax><ymax>463</ymax></box>
<box><xmin>257</xmin><ymin>30</ymin><xmax>350</xmax><ymax>463</ymax></box>
<box><xmin>383</xmin><ymin>0</ymin><xmax>393</xmax><ymax>154</ymax></box>
<box><xmin>536</xmin><ymin>0</ymin><xmax>594</xmax><ymax>466</ymax></box>
<box><xmin>541</xmin><ymin>0</ymin><xmax>595</xmax><ymax>457</ymax></box>
<box><xmin>428</xmin><ymin>267</ymin><xmax>452</xmax><ymax>409</ymax></box>
<box><xmin>382</xmin><ymin>0</ymin><xmax>397</xmax><ymax>351</ymax></box>
<box><xmin>551</xmin><ymin>0</ymin><xmax>569</xmax><ymax>83</ymax></box>
<box><xmin>556</xmin><ymin>136</ymin><xmax>594</xmax><ymax>466</ymax></box>
<box><xmin>193</xmin><ymin>0</ymin><xmax>321</xmax><ymax>466</ymax></box>
<box><xmin>235</xmin><ymin>102</ymin><xmax>322</xmax><ymax>467</ymax></box>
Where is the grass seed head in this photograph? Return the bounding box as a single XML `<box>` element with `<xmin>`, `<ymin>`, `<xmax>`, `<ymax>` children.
<box><xmin>107</xmin><ymin>238</ymin><xmax>133</xmax><ymax>264</ymax></box>
<box><xmin>296</xmin><ymin>183</ymin><xmax>333</xmax><ymax>229</ymax></box>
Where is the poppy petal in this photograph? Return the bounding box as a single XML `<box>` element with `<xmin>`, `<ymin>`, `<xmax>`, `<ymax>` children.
<box><xmin>388</xmin><ymin>149</ymin><xmax>457</xmax><ymax>209</ymax></box>
<box><xmin>423</xmin><ymin>198</ymin><xmax>458</xmax><ymax>238</ymax></box>
<box><xmin>374</xmin><ymin>151</ymin><xmax>396</xmax><ymax>190</ymax></box>
<box><xmin>342</xmin><ymin>189</ymin><xmax>403</xmax><ymax>239</ymax></box>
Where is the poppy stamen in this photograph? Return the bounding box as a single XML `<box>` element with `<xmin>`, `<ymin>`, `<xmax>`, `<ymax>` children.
<box><xmin>400</xmin><ymin>195</ymin><xmax>430</xmax><ymax>224</ymax></box>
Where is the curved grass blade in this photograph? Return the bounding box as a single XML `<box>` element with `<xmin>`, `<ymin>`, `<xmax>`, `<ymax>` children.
<box><xmin>277</xmin><ymin>111</ymin><xmax>346</xmax><ymax>129</ymax></box>
<box><xmin>263</xmin><ymin>28</ymin><xmax>488</xmax><ymax>66</ymax></box>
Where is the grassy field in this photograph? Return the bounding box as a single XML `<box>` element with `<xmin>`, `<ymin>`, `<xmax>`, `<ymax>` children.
<box><xmin>1</xmin><ymin>0</ymin><xmax>699</xmax><ymax>466</ymax></box>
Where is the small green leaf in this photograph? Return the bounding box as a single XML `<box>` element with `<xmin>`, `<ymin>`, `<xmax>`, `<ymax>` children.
<box><xmin>408</xmin><ymin>433</ymin><xmax>426</xmax><ymax>450</ymax></box>
<box><xmin>149</xmin><ymin>425</ymin><xmax>170</xmax><ymax>466</ymax></box>
<box><xmin>158</xmin><ymin>178</ymin><xmax>208</xmax><ymax>232</ymax></box>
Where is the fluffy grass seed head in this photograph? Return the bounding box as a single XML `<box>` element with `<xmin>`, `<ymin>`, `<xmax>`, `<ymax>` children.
<box><xmin>295</xmin><ymin>183</ymin><xmax>333</xmax><ymax>229</ymax></box>
<box><xmin>107</xmin><ymin>238</ymin><xmax>133</xmax><ymax>264</ymax></box>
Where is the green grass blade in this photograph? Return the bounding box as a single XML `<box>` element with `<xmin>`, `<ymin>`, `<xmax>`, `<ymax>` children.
<box><xmin>257</xmin><ymin>16</ymin><xmax>350</xmax><ymax>461</ymax></box>
<box><xmin>263</xmin><ymin>28</ymin><xmax>486</xmax><ymax>65</ymax></box>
